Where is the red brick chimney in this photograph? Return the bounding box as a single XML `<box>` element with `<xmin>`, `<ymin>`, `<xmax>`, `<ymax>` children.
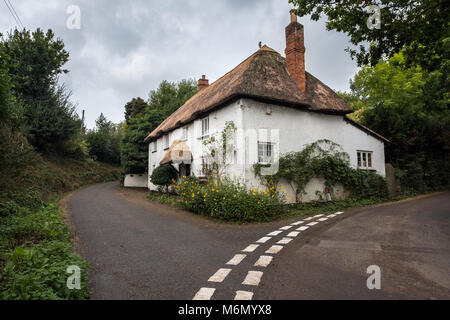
<box><xmin>198</xmin><ymin>75</ymin><xmax>209</xmax><ymax>91</ymax></box>
<box><xmin>285</xmin><ymin>11</ymin><xmax>306</xmax><ymax>93</ymax></box>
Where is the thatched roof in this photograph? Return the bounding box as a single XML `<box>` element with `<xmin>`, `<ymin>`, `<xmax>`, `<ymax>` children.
<box><xmin>145</xmin><ymin>45</ymin><xmax>353</xmax><ymax>142</ymax></box>
<box><xmin>160</xmin><ymin>140</ymin><xmax>193</xmax><ymax>165</ymax></box>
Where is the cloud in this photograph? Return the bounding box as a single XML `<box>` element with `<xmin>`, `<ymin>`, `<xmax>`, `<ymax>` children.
<box><xmin>1</xmin><ymin>0</ymin><xmax>359</xmax><ymax>128</ymax></box>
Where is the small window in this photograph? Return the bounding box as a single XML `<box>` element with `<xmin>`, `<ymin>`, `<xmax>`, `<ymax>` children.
<box><xmin>181</xmin><ymin>127</ymin><xmax>188</xmax><ymax>140</ymax></box>
<box><xmin>201</xmin><ymin>117</ymin><xmax>209</xmax><ymax>138</ymax></box>
<box><xmin>201</xmin><ymin>156</ymin><xmax>212</xmax><ymax>175</ymax></box>
<box><xmin>163</xmin><ymin>135</ymin><xmax>169</xmax><ymax>150</ymax></box>
<box><xmin>151</xmin><ymin>141</ymin><xmax>157</xmax><ymax>152</ymax></box>
<box><xmin>357</xmin><ymin>151</ymin><xmax>373</xmax><ymax>169</ymax></box>
<box><xmin>258</xmin><ymin>142</ymin><xmax>274</xmax><ymax>164</ymax></box>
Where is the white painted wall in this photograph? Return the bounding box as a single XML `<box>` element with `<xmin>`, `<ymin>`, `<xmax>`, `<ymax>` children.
<box><xmin>148</xmin><ymin>98</ymin><xmax>386</xmax><ymax>202</ymax></box>
<box><xmin>124</xmin><ymin>174</ymin><xmax>148</xmax><ymax>188</ymax></box>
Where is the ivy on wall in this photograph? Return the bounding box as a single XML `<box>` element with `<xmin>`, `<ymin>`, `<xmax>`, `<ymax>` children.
<box><xmin>254</xmin><ymin>139</ymin><xmax>388</xmax><ymax>202</ymax></box>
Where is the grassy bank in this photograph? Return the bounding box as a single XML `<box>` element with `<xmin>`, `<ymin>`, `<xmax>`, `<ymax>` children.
<box><xmin>0</xmin><ymin>127</ymin><xmax>120</xmax><ymax>299</ymax></box>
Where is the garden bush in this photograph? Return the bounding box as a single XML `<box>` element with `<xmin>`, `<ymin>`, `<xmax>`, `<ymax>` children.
<box><xmin>150</xmin><ymin>164</ymin><xmax>178</xmax><ymax>191</ymax></box>
<box><xmin>174</xmin><ymin>177</ymin><xmax>286</xmax><ymax>222</ymax></box>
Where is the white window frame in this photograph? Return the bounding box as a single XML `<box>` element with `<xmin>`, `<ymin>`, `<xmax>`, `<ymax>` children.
<box><xmin>151</xmin><ymin>141</ymin><xmax>157</xmax><ymax>153</ymax></box>
<box><xmin>181</xmin><ymin>126</ymin><xmax>188</xmax><ymax>141</ymax></box>
<box><xmin>200</xmin><ymin>117</ymin><xmax>209</xmax><ymax>139</ymax></box>
<box><xmin>163</xmin><ymin>135</ymin><xmax>169</xmax><ymax>150</ymax></box>
<box><xmin>357</xmin><ymin>150</ymin><xmax>373</xmax><ymax>169</ymax></box>
<box><xmin>258</xmin><ymin>141</ymin><xmax>274</xmax><ymax>164</ymax></box>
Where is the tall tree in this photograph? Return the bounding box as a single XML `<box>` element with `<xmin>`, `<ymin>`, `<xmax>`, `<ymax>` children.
<box><xmin>289</xmin><ymin>0</ymin><xmax>449</xmax><ymax>69</ymax></box>
<box><xmin>0</xmin><ymin>28</ymin><xmax>77</xmax><ymax>152</ymax></box>
<box><xmin>124</xmin><ymin>97</ymin><xmax>148</xmax><ymax>123</ymax></box>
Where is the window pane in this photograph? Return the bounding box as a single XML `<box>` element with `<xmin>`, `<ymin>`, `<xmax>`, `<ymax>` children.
<box><xmin>362</xmin><ymin>152</ymin><xmax>367</xmax><ymax>167</ymax></box>
<box><xmin>357</xmin><ymin>152</ymin><xmax>361</xmax><ymax>167</ymax></box>
<box><xmin>368</xmin><ymin>153</ymin><xmax>372</xmax><ymax>167</ymax></box>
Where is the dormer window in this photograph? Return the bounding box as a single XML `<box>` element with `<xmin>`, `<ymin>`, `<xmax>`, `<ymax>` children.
<box><xmin>181</xmin><ymin>127</ymin><xmax>188</xmax><ymax>141</ymax></box>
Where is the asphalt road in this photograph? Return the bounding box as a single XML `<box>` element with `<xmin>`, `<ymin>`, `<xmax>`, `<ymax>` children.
<box><xmin>65</xmin><ymin>182</ymin><xmax>450</xmax><ymax>300</ymax></box>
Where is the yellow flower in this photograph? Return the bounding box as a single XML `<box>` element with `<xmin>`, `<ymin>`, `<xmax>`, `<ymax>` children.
<box><xmin>233</xmin><ymin>195</ymin><xmax>237</xmax><ymax>198</ymax></box>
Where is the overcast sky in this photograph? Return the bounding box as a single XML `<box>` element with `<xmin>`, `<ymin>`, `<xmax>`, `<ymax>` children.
<box><xmin>1</xmin><ymin>0</ymin><xmax>360</xmax><ymax>128</ymax></box>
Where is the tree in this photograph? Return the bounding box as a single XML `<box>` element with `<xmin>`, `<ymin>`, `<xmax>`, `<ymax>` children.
<box><xmin>0</xmin><ymin>28</ymin><xmax>78</xmax><ymax>152</ymax></box>
<box><xmin>343</xmin><ymin>52</ymin><xmax>449</xmax><ymax>192</ymax></box>
<box><xmin>85</xmin><ymin>113</ymin><xmax>122</xmax><ymax>165</ymax></box>
<box><xmin>289</xmin><ymin>0</ymin><xmax>449</xmax><ymax>70</ymax></box>
<box><xmin>120</xmin><ymin>79</ymin><xmax>197</xmax><ymax>175</ymax></box>
<box><xmin>124</xmin><ymin>97</ymin><xmax>148</xmax><ymax>123</ymax></box>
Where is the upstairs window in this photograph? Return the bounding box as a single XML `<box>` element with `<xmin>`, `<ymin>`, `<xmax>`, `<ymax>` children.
<box><xmin>258</xmin><ymin>142</ymin><xmax>274</xmax><ymax>164</ymax></box>
<box><xmin>151</xmin><ymin>141</ymin><xmax>157</xmax><ymax>152</ymax></box>
<box><xmin>181</xmin><ymin>127</ymin><xmax>188</xmax><ymax>140</ymax></box>
<box><xmin>357</xmin><ymin>151</ymin><xmax>373</xmax><ymax>169</ymax></box>
<box><xmin>201</xmin><ymin>117</ymin><xmax>209</xmax><ymax>138</ymax></box>
<box><xmin>163</xmin><ymin>135</ymin><xmax>169</xmax><ymax>150</ymax></box>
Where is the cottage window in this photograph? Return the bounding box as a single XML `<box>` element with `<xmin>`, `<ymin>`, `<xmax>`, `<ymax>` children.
<box><xmin>163</xmin><ymin>135</ymin><xmax>169</xmax><ymax>150</ymax></box>
<box><xmin>357</xmin><ymin>151</ymin><xmax>373</xmax><ymax>169</ymax></box>
<box><xmin>201</xmin><ymin>117</ymin><xmax>209</xmax><ymax>138</ymax></box>
<box><xmin>151</xmin><ymin>141</ymin><xmax>157</xmax><ymax>152</ymax></box>
<box><xmin>201</xmin><ymin>156</ymin><xmax>212</xmax><ymax>175</ymax></box>
<box><xmin>181</xmin><ymin>127</ymin><xmax>188</xmax><ymax>140</ymax></box>
<box><xmin>258</xmin><ymin>142</ymin><xmax>274</xmax><ymax>164</ymax></box>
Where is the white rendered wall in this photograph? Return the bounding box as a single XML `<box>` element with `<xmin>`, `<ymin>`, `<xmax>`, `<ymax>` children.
<box><xmin>124</xmin><ymin>174</ymin><xmax>148</xmax><ymax>188</ymax></box>
<box><xmin>239</xmin><ymin>98</ymin><xmax>385</xmax><ymax>202</ymax></box>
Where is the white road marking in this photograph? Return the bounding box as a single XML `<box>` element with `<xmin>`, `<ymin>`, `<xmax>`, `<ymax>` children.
<box><xmin>256</xmin><ymin>236</ymin><xmax>271</xmax><ymax>243</ymax></box>
<box><xmin>304</xmin><ymin>217</ymin><xmax>314</xmax><ymax>221</ymax></box>
<box><xmin>287</xmin><ymin>231</ymin><xmax>300</xmax><ymax>237</ymax></box>
<box><xmin>296</xmin><ymin>226</ymin><xmax>309</xmax><ymax>231</ymax></box>
<box><xmin>291</xmin><ymin>221</ymin><xmax>304</xmax><ymax>226</ymax></box>
<box><xmin>242</xmin><ymin>244</ymin><xmax>259</xmax><ymax>252</ymax></box>
<box><xmin>267</xmin><ymin>230</ymin><xmax>282</xmax><ymax>236</ymax></box>
<box><xmin>208</xmin><ymin>268</ymin><xmax>232</xmax><ymax>283</ymax></box>
<box><xmin>279</xmin><ymin>225</ymin><xmax>292</xmax><ymax>230</ymax></box>
<box><xmin>226</xmin><ymin>254</ymin><xmax>246</xmax><ymax>266</ymax></box>
<box><xmin>313</xmin><ymin>214</ymin><xmax>324</xmax><ymax>218</ymax></box>
<box><xmin>327</xmin><ymin>214</ymin><xmax>336</xmax><ymax>218</ymax></box>
<box><xmin>265</xmin><ymin>245</ymin><xmax>283</xmax><ymax>254</ymax></box>
<box><xmin>234</xmin><ymin>290</ymin><xmax>254</xmax><ymax>300</ymax></box>
<box><xmin>307</xmin><ymin>222</ymin><xmax>319</xmax><ymax>226</ymax></box>
<box><xmin>193</xmin><ymin>287</ymin><xmax>216</xmax><ymax>300</ymax></box>
<box><xmin>277</xmin><ymin>237</ymin><xmax>292</xmax><ymax>245</ymax></box>
<box><xmin>254</xmin><ymin>255</ymin><xmax>273</xmax><ymax>267</ymax></box>
<box><xmin>318</xmin><ymin>217</ymin><xmax>328</xmax><ymax>221</ymax></box>
<box><xmin>242</xmin><ymin>271</ymin><xmax>264</xmax><ymax>286</ymax></box>
<box><xmin>335</xmin><ymin>211</ymin><xmax>344</xmax><ymax>215</ymax></box>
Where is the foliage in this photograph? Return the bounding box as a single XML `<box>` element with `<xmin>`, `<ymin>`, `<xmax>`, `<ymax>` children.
<box><xmin>174</xmin><ymin>177</ymin><xmax>286</xmax><ymax>222</ymax></box>
<box><xmin>150</xmin><ymin>164</ymin><xmax>178</xmax><ymax>191</ymax></box>
<box><xmin>341</xmin><ymin>52</ymin><xmax>449</xmax><ymax>193</ymax></box>
<box><xmin>124</xmin><ymin>97</ymin><xmax>148</xmax><ymax>122</ymax></box>
<box><xmin>201</xmin><ymin>121</ymin><xmax>237</xmax><ymax>179</ymax></box>
<box><xmin>289</xmin><ymin>0</ymin><xmax>450</xmax><ymax>70</ymax></box>
<box><xmin>147</xmin><ymin>192</ymin><xmax>181</xmax><ymax>207</ymax></box>
<box><xmin>0</xmin><ymin>203</ymin><xmax>89</xmax><ymax>300</ymax></box>
<box><xmin>85</xmin><ymin>113</ymin><xmax>123</xmax><ymax>165</ymax></box>
<box><xmin>0</xmin><ymin>28</ymin><xmax>80</xmax><ymax>152</ymax></box>
<box><xmin>120</xmin><ymin>80</ymin><xmax>197</xmax><ymax>176</ymax></box>
<box><xmin>256</xmin><ymin>140</ymin><xmax>388</xmax><ymax>202</ymax></box>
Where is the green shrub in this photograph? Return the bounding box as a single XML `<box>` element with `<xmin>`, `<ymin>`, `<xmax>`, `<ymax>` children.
<box><xmin>174</xmin><ymin>178</ymin><xmax>286</xmax><ymax>222</ymax></box>
<box><xmin>150</xmin><ymin>164</ymin><xmax>178</xmax><ymax>191</ymax></box>
<box><xmin>0</xmin><ymin>241</ymin><xmax>89</xmax><ymax>300</ymax></box>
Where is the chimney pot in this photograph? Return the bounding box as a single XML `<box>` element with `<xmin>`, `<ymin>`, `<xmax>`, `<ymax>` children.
<box><xmin>198</xmin><ymin>75</ymin><xmax>209</xmax><ymax>91</ymax></box>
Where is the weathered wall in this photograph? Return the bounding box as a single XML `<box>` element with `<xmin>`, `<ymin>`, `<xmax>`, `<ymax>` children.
<box><xmin>124</xmin><ymin>174</ymin><xmax>148</xmax><ymax>188</ymax></box>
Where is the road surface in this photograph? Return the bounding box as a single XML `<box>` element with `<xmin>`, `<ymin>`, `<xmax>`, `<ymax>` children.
<box><xmin>65</xmin><ymin>182</ymin><xmax>450</xmax><ymax>300</ymax></box>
